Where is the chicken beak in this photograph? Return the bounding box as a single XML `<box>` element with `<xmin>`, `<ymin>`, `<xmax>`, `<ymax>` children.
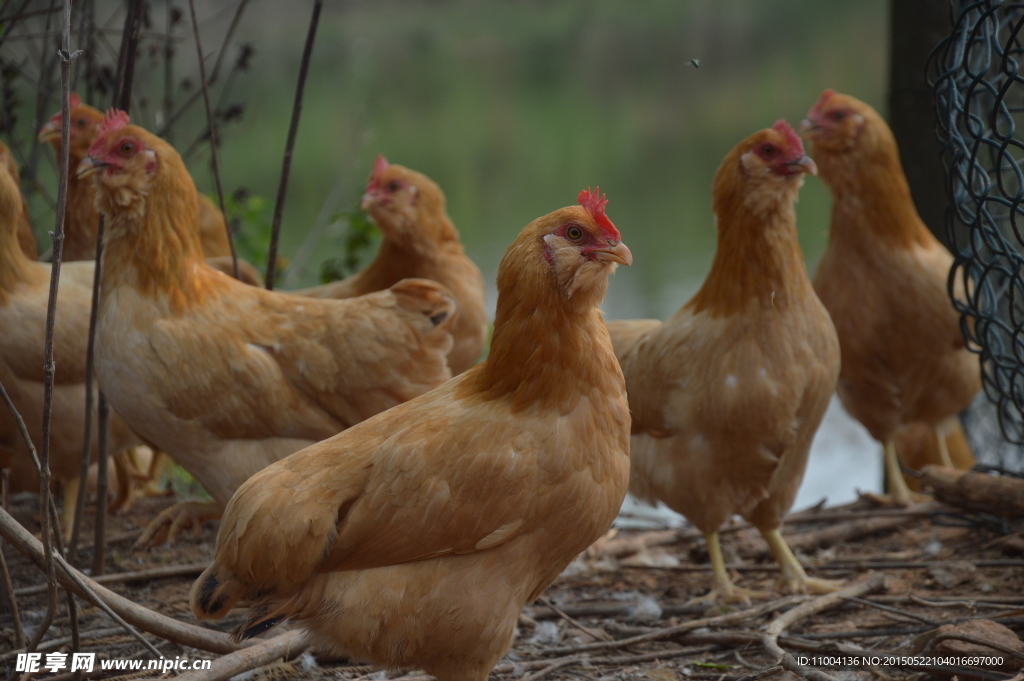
<box><xmin>785</xmin><ymin>154</ymin><xmax>818</xmax><ymax>176</ymax></box>
<box><xmin>38</xmin><ymin>121</ymin><xmax>60</xmax><ymax>144</ymax></box>
<box><xmin>591</xmin><ymin>241</ymin><xmax>633</xmax><ymax>266</ymax></box>
<box><xmin>76</xmin><ymin>155</ymin><xmax>107</xmax><ymax>179</ymax></box>
<box><xmin>359</xmin><ymin>192</ymin><xmax>374</xmax><ymax>211</ymax></box>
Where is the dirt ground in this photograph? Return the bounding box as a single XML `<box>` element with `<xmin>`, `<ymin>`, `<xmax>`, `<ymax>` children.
<box><xmin>2</xmin><ymin>492</ymin><xmax>1023</xmax><ymax>681</ymax></box>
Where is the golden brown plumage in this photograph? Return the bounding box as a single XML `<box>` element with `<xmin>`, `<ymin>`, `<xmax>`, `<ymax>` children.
<box><xmin>0</xmin><ymin>150</ymin><xmax>143</xmax><ymax>535</ymax></box>
<box><xmin>189</xmin><ymin>190</ymin><xmax>632</xmax><ymax>681</ymax></box>
<box><xmin>608</xmin><ymin>121</ymin><xmax>840</xmax><ymax>602</ymax></box>
<box><xmin>0</xmin><ymin>140</ymin><xmax>38</xmax><ymax>259</ymax></box>
<box><xmin>297</xmin><ymin>157</ymin><xmax>487</xmax><ymax>374</ymax></box>
<box><xmin>801</xmin><ymin>91</ymin><xmax>980</xmax><ymax>505</ymax></box>
<box><xmin>38</xmin><ymin>96</ymin><xmax>246</xmax><ymax>265</ymax></box>
<box><xmin>81</xmin><ymin>111</ymin><xmax>457</xmax><ymax>543</ymax></box>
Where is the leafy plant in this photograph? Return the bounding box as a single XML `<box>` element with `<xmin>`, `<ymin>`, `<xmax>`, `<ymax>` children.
<box><xmin>319</xmin><ymin>201</ymin><xmax>379</xmax><ymax>284</ymax></box>
<box><xmin>223</xmin><ymin>189</ymin><xmax>285</xmax><ymax>274</ymax></box>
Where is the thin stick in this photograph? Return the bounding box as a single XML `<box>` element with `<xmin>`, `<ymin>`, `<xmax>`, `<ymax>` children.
<box><xmin>163</xmin><ymin>630</ymin><xmax>306</xmax><ymax>681</ymax></box>
<box><xmin>520</xmin><ymin>656</ymin><xmax>583</xmax><ymax>681</ymax></box>
<box><xmin>15</xmin><ymin>561</ymin><xmax>208</xmax><ymax>597</ymax></box>
<box><xmin>841</xmin><ymin>596</ymin><xmax>938</xmax><ymax>625</ymax></box>
<box><xmin>90</xmin><ymin>394</ymin><xmax>108</xmax><ymax>575</ymax></box>
<box><xmin>67</xmin><ymin>214</ymin><xmax>104</xmax><ymax>562</ymax></box>
<box><xmin>0</xmin><ymin>469</ymin><xmax>22</xmax><ymax>649</ymax></box>
<box><xmin>925</xmin><ymin>633</ymin><xmax>1024</xmax><ymax>662</ymax></box>
<box><xmin>0</xmin><ymin>505</ymin><xmax>249</xmax><ymax>654</ymax></box>
<box><xmin>264</xmin><ymin>0</ymin><xmax>324</xmax><ymax>290</ymax></box>
<box><xmin>538</xmin><ymin>595</ymin><xmax>611</xmax><ymax>642</ymax></box>
<box><xmin>26</xmin><ymin>0</ymin><xmax>79</xmax><ymax>650</ymax></box>
<box><xmin>187</xmin><ymin>0</ymin><xmax>237</xmax><ymax>279</ymax></box>
<box><xmin>112</xmin><ymin>0</ymin><xmax>143</xmax><ymax>109</ymax></box>
<box><xmin>760</xmin><ymin>573</ymin><xmax>887</xmax><ymax>681</ymax></box>
<box><xmin>539</xmin><ymin>594</ymin><xmax>808</xmax><ymax>657</ymax></box>
<box><xmin>156</xmin><ymin>0</ymin><xmax>251</xmax><ymax>138</ymax></box>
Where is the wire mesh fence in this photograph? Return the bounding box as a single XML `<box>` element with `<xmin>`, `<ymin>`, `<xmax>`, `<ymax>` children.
<box><xmin>931</xmin><ymin>0</ymin><xmax>1024</xmax><ymax>470</ymax></box>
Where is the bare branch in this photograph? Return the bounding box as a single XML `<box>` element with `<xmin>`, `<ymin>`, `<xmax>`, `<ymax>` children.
<box><xmin>188</xmin><ymin>0</ymin><xmax>237</xmax><ymax>279</ymax></box>
<box><xmin>265</xmin><ymin>0</ymin><xmax>324</xmax><ymax>290</ymax></box>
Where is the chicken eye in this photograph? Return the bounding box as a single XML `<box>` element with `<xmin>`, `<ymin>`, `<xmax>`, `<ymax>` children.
<box><xmin>119</xmin><ymin>141</ymin><xmax>135</xmax><ymax>155</ymax></box>
<box><xmin>761</xmin><ymin>145</ymin><xmax>776</xmax><ymax>158</ymax></box>
<box><xmin>566</xmin><ymin>225</ymin><xmax>583</xmax><ymax>240</ymax></box>
<box><xmin>831</xmin><ymin>110</ymin><xmax>847</xmax><ymax>121</ymax></box>
<box><xmin>387</xmin><ymin>180</ymin><xmax>401</xmax><ymax>192</ymax></box>
<box><xmin>76</xmin><ymin>117</ymin><xmax>87</xmax><ymax>127</ymax></box>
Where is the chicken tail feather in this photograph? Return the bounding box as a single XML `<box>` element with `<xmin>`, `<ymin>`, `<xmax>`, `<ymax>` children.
<box><xmin>234</xmin><ymin>595</ymin><xmax>301</xmax><ymax>642</ymax></box>
<box><xmin>188</xmin><ymin>565</ymin><xmax>246</xmax><ymax>621</ymax></box>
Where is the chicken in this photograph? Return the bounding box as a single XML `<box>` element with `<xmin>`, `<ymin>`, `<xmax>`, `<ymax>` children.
<box><xmin>893</xmin><ymin>422</ymin><xmax>974</xmax><ymax>492</ymax></box>
<box><xmin>38</xmin><ymin>95</ymin><xmax>256</xmax><ymax>274</ymax></box>
<box><xmin>297</xmin><ymin>156</ymin><xmax>487</xmax><ymax>374</ymax></box>
<box><xmin>0</xmin><ymin>151</ymin><xmax>143</xmax><ymax>536</ymax></box>
<box><xmin>801</xmin><ymin>90</ymin><xmax>981</xmax><ymax>506</ymax></box>
<box><xmin>608</xmin><ymin>121</ymin><xmax>840</xmax><ymax>602</ymax></box>
<box><xmin>0</xmin><ymin>139</ymin><xmax>38</xmax><ymax>259</ymax></box>
<box><xmin>80</xmin><ymin>110</ymin><xmax>457</xmax><ymax>545</ymax></box>
<box><xmin>189</xmin><ymin>188</ymin><xmax>631</xmax><ymax>681</ymax></box>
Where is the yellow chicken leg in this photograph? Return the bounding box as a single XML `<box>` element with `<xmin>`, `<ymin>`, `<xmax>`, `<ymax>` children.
<box><xmin>109</xmin><ymin>452</ymin><xmax>136</xmax><ymax>515</ymax></box>
<box><xmin>760</xmin><ymin>527</ymin><xmax>843</xmax><ymax>594</ymax></box>
<box><xmin>699</xmin><ymin>531</ymin><xmax>768</xmax><ymax>605</ymax></box>
<box><xmin>134</xmin><ymin>501</ymin><xmax>221</xmax><ymax>549</ymax></box>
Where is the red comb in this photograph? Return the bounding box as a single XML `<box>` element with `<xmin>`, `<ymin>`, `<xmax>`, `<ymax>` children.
<box><xmin>372</xmin><ymin>154</ymin><xmax>389</xmax><ymax>180</ymax></box>
<box><xmin>810</xmin><ymin>89</ymin><xmax>836</xmax><ymax>116</ymax></box>
<box><xmin>771</xmin><ymin>119</ymin><xmax>805</xmax><ymax>157</ymax></box>
<box><xmin>577</xmin><ymin>187</ymin><xmax>620</xmax><ymax>241</ymax></box>
<box><xmin>88</xmin><ymin>108</ymin><xmax>130</xmax><ymax>157</ymax></box>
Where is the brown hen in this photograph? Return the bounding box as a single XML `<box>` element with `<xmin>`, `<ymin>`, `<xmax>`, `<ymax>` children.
<box><xmin>801</xmin><ymin>91</ymin><xmax>980</xmax><ymax>505</ymax></box>
<box><xmin>608</xmin><ymin>121</ymin><xmax>840</xmax><ymax>602</ymax></box>
<box><xmin>189</xmin><ymin>188</ymin><xmax>631</xmax><ymax>681</ymax></box>
<box><xmin>80</xmin><ymin>110</ymin><xmax>457</xmax><ymax>545</ymax></box>
<box><xmin>297</xmin><ymin>156</ymin><xmax>487</xmax><ymax>373</ymax></box>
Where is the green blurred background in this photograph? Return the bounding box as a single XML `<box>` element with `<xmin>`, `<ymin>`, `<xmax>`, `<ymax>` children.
<box><xmin>8</xmin><ymin>0</ymin><xmax>888</xmax><ymax>320</ymax></box>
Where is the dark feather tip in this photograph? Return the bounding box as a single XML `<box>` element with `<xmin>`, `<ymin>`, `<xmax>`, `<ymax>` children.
<box><xmin>197</xmin><ymin>573</ymin><xmax>220</xmax><ymax>612</ymax></box>
<box><xmin>237</xmin><ymin>615</ymin><xmax>286</xmax><ymax>641</ymax></box>
<box><xmin>430</xmin><ymin>311</ymin><xmax>448</xmax><ymax>326</ymax></box>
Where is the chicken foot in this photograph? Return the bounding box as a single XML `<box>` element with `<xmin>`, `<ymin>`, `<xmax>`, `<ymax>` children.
<box><xmin>135</xmin><ymin>501</ymin><xmax>221</xmax><ymax>548</ymax></box>
<box><xmin>934</xmin><ymin>418</ymin><xmax>958</xmax><ymax>468</ymax></box>
<box><xmin>697</xmin><ymin>531</ymin><xmax>769</xmax><ymax>605</ymax></box>
<box><xmin>760</xmin><ymin>527</ymin><xmax>843</xmax><ymax>594</ymax></box>
<box><xmin>872</xmin><ymin>440</ymin><xmax>929</xmax><ymax>507</ymax></box>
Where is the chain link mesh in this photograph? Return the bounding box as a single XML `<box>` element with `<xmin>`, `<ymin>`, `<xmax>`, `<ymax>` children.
<box><xmin>930</xmin><ymin>0</ymin><xmax>1024</xmax><ymax>468</ymax></box>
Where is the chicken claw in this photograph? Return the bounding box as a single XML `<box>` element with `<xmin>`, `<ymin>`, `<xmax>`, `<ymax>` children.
<box><xmin>864</xmin><ymin>441</ymin><xmax>930</xmax><ymax>507</ymax></box>
<box><xmin>761</xmin><ymin>528</ymin><xmax>844</xmax><ymax>595</ymax></box>
<box><xmin>134</xmin><ymin>501</ymin><xmax>221</xmax><ymax>548</ymax></box>
<box><xmin>696</xmin><ymin>532</ymin><xmax>770</xmax><ymax>606</ymax></box>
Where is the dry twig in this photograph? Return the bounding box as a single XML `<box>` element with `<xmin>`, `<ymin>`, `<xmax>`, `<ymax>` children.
<box><xmin>0</xmin><ymin>505</ymin><xmax>248</xmax><ymax>654</ymax></box>
<box><xmin>170</xmin><ymin>629</ymin><xmax>307</xmax><ymax>681</ymax></box>
<box><xmin>759</xmin><ymin>573</ymin><xmax>887</xmax><ymax>681</ymax></box>
<box><xmin>187</xmin><ymin>0</ymin><xmax>237</xmax><ymax>279</ymax></box>
<box><xmin>265</xmin><ymin>0</ymin><xmax>324</xmax><ymax>289</ymax></box>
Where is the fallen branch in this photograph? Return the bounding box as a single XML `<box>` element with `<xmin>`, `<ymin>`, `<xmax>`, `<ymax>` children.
<box><xmin>14</xmin><ymin>561</ymin><xmax>208</xmax><ymax>597</ymax></box>
<box><xmin>760</xmin><ymin>573</ymin><xmax>888</xmax><ymax>681</ymax></box>
<box><xmin>926</xmin><ymin>632</ymin><xmax>1024</xmax><ymax>663</ymax></box>
<box><xmin>921</xmin><ymin>466</ymin><xmax>1024</xmax><ymax>518</ymax></box>
<box><xmin>784</xmin><ymin>516</ymin><xmax>911</xmax><ymax>556</ymax></box>
<box><xmin>0</xmin><ymin>468</ymin><xmax>23</xmax><ymax>650</ymax></box>
<box><xmin>170</xmin><ymin>630</ymin><xmax>307</xmax><ymax>681</ymax></box>
<box><xmin>0</xmin><ymin>505</ymin><xmax>246</xmax><ymax>654</ymax></box>
<box><xmin>539</xmin><ymin>594</ymin><xmax>808</xmax><ymax>656</ymax></box>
